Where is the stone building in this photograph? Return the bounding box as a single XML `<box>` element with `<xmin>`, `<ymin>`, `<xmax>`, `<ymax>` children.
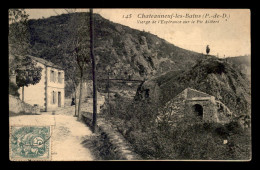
<box><xmin>157</xmin><ymin>88</ymin><xmax>232</xmax><ymax>126</ymax></box>
<box><xmin>18</xmin><ymin>56</ymin><xmax>65</xmax><ymax>111</ymax></box>
<box><xmin>183</xmin><ymin>88</ymin><xmax>219</xmax><ymax>122</ymax></box>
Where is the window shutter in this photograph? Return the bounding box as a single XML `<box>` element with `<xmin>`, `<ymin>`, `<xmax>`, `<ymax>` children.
<box><xmin>58</xmin><ymin>72</ymin><xmax>61</xmax><ymax>83</ymax></box>
<box><xmin>50</xmin><ymin>70</ymin><xmax>55</xmax><ymax>82</ymax></box>
<box><xmin>54</xmin><ymin>71</ymin><xmax>56</xmax><ymax>82</ymax></box>
<box><xmin>52</xmin><ymin>91</ymin><xmax>55</xmax><ymax>104</ymax></box>
<box><xmin>61</xmin><ymin>72</ymin><xmax>63</xmax><ymax>83</ymax></box>
<box><xmin>54</xmin><ymin>91</ymin><xmax>57</xmax><ymax>104</ymax></box>
<box><xmin>60</xmin><ymin>72</ymin><xmax>63</xmax><ymax>83</ymax></box>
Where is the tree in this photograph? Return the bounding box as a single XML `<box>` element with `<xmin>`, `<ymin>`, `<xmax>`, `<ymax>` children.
<box><xmin>63</xmin><ymin>11</ymin><xmax>91</xmax><ymax>120</ymax></box>
<box><xmin>62</xmin><ymin>57</ymin><xmax>81</xmax><ymax>117</ymax></box>
<box><xmin>9</xmin><ymin>9</ymin><xmax>31</xmax><ymax>74</ymax></box>
<box><xmin>15</xmin><ymin>56</ymin><xmax>42</xmax><ymax>101</ymax></box>
<box><xmin>9</xmin><ymin>9</ymin><xmax>30</xmax><ymax>57</ymax></box>
<box><xmin>206</xmin><ymin>45</ymin><xmax>210</xmax><ymax>56</ymax></box>
<box><xmin>9</xmin><ymin>9</ymin><xmax>43</xmax><ymax>99</ymax></box>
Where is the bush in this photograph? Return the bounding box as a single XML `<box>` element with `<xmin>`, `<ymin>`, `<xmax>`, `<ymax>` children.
<box><xmin>225</xmin><ymin>121</ymin><xmax>244</xmax><ymax>134</ymax></box>
<box><xmin>9</xmin><ymin>81</ymin><xmax>20</xmax><ymax>97</ymax></box>
<box><xmin>122</xmin><ymin>118</ymin><xmax>250</xmax><ymax>160</ymax></box>
<box><xmin>81</xmin><ymin>133</ymin><xmax>124</xmax><ymax>160</ymax></box>
<box><xmin>102</xmin><ymin>95</ymin><xmax>251</xmax><ymax>160</ymax></box>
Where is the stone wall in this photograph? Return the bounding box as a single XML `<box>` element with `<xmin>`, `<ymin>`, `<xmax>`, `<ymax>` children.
<box><xmin>9</xmin><ymin>95</ymin><xmax>40</xmax><ymax>115</ymax></box>
<box><xmin>82</xmin><ymin>112</ymin><xmax>141</xmax><ymax>160</ymax></box>
<box><xmin>135</xmin><ymin>80</ymin><xmax>160</xmax><ymax>103</ymax></box>
<box><xmin>156</xmin><ymin>90</ymin><xmax>186</xmax><ymax>126</ymax></box>
<box><xmin>157</xmin><ymin>88</ymin><xmax>220</xmax><ymax>125</ymax></box>
<box><xmin>185</xmin><ymin>100</ymin><xmax>219</xmax><ymax>123</ymax></box>
<box><xmin>186</xmin><ymin>88</ymin><xmax>212</xmax><ymax>98</ymax></box>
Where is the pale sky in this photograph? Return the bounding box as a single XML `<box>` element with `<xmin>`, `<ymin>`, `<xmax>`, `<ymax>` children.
<box><xmin>25</xmin><ymin>8</ymin><xmax>251</xmax><ymax>57</ymax></box>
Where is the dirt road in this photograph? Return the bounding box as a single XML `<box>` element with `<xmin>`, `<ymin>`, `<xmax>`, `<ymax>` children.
<box><xmin>10</xmin><ymin>105</ymin><xmax>94</xmax><ymax>161</ymax></box>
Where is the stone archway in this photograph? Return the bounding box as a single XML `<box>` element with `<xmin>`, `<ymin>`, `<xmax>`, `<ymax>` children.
<box><xmin>192</xmin><ymin>104</ymin><xmax>203</xmax><ymax>119</ymax></box>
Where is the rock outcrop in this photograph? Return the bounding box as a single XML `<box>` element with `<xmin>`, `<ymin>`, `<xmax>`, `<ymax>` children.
<box><xmin>9</xmin><ymin>95</ymin><xmax>40</xmax><ymax>115</ymax></box>
<box><xmin>135</xmin><ymin>57</ymin><xmax>251</xmax><ymax>117</ymax></box>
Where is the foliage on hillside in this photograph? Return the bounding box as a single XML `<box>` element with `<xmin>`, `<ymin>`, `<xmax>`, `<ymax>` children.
<box><xmin>226</xmin><ymin>55</ymin><xmax>251</xmax><ymax>80</ymax></box>
<box><xmin>11</xmin><ymin>12</ymin><xmax>250</xmax><ymax>100</ymax></box>
<box><xmin>9</xmin><ymin>10</ymin><xmax>43</xmax><ymax>99</ymax></box>
<box><xmin>100</xmin><ymin>56</ymin><xmax>251</xmax><ymax>159</ymax></box>
<box><xmin>101</xmin><ymin>94</ymin><xmax>251</xmax><ymax>160</ymax></box>
<box><xmin>226</xmin><ymin>55</ymin><xmax>250</xmax><ymax>67</ymax></box>
<box><xmin>136</xmin><ymin>57</ymin><xmax>251</xmax><ymax>116</ymax></box>
<box><xmin>9</xmin><ymin>82</ymin><xmax>20</xmax><ymax>97</ymax></box>
<box><xmin>24</xmin><ymin>12</ymin><xmax>204</xmax><ymax>96</ymax></box>
<box><xmin>9</xmin><ymin>9</ymin><xmax>31</xmax><ymax>57</ymax></box>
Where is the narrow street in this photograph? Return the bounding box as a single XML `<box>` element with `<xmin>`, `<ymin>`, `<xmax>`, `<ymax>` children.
<box><xmin>9</xmin><ymin>102</ymin><xmax>95</xmax><ymax>161</ymax></box>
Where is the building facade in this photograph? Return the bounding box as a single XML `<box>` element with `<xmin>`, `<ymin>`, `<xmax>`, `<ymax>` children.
<box><xmin>183</xmin><ymin>88</ymin><xmax>219</xmax><ymax>122</ymax></box>
<box><xmin>156</xmin><ymin>88</ymin><xmax>232</xmax><ymax>126</ymax></box>
<box><xmin>18</xmin><ymin>56</ymin><xmax>65</xmax><ymax>111</ymax></box>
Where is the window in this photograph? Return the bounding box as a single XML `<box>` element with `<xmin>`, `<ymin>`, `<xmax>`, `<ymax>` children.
<box><xmin>54</xmin><ymin>91</ymin><xmax>57</xmax><ymax>104</ymax></box>
<box><xmin>52</xmin><ymin>91</ymin><xmax>55</xmax><ymax>104</ymax></box>
<box><xmin>58</xmin><ymin>72</ymin><xmax>62</xmax><ymax>83</ymax></box>
<box><xmin>58</xmin><ymin>92</ymin><xmax>61</xmax><ymax>107</ymax></box>
<box><xmin>54</xmin><ymin>71</ymin><xmax>57</xmax><ymax>82</ymax></box>
<box><xmin>52</xmin><ymin>91</ymin><xmax>56</xmax><ymax>104</ymax></box>
<box><xmin>50</xmin><ymin>70</ymin><xmax>54</xmax><ymax>82</ymax></box>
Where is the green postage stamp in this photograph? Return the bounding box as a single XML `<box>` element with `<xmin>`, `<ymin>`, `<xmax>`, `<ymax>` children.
<box><xmin>10</xmin><ymin>126</ymin><xmax>52</xmax><ymax>161</ymax></box>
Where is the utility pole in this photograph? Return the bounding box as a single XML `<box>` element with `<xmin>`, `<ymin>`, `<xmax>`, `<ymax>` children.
<box><xmin>90</xmin><ymin>8</ymin><xmax>97</xmax><ymax>133</ymax></box>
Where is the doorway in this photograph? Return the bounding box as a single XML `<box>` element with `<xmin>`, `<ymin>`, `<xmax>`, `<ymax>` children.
<box><xmin>58</xmin><ymin>92</ymin><xmax>61</xmax><ymax>107</ymax></box>
<box><xmin>192</xmin><ymin>104</ymin><xmax>203</xmax><ymax>119</ymax></box>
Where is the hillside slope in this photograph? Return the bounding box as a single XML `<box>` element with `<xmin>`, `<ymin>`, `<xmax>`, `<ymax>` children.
<box><xmin>226</xmin><ymin>55</ymin><xmax>251</xmax><ymax>81</ymax></box>
<box><xmin>18</xmin><ymin>12</ymin><xmax>250</xmax><ymax>106</ymax></box>
<box><xmin>26</xmin><ymin>12</ymin><xmax>206</xmax><ymax>95</ymax></box>
<box><xmin>135</xmin><ymin>56</ymin><xmax>251</xmax><ymax>116</ymax></box>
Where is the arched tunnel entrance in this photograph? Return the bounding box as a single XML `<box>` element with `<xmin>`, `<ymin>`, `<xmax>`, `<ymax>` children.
<box><xmin>192</xmin><ymin>104</ymin><xmax>203</xmax><ymax>119</ymax></box>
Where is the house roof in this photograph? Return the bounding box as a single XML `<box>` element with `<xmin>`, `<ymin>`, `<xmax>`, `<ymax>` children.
<box><xmin>27</xmin><ymin>55</ymin><xmax>64</xmax><ymax>70</ymax></box>
<box><xmin>10</xmin><ymin>54</ymin><xmax>64</xmax><ymax>70</ymax></box>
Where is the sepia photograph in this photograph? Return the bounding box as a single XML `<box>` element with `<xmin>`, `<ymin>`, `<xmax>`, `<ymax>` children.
<box><xmin>8</xmin><ymin>8</ymin><xmax>251</xmax><ymax>161</ymax></box>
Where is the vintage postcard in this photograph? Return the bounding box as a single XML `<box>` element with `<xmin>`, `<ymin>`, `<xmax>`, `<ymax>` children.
<box><xmin>9</xmin><ymin>8</ymin><xmax>251</xmax><ymax>161</ymax></box>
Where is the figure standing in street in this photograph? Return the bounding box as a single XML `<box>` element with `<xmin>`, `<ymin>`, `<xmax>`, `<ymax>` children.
<box><xmin>71</xmin><ymin>98</ymin><xmax>75</xmax><ymax>106</ymax></box>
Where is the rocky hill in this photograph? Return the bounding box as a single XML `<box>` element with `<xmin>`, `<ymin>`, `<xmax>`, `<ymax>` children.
<box><xmin>135</xmin><ymin>56</ymin><xmax>251</xmax><ymax>116</ymax></box>
<box><xmin>26</xmin><ymin>12</ymin><xmax>206</xmax><ymax>95</ymax></box>
<box><xmin>22</xmin><ymin>12</ymin><xmax>250</xmax><ymax>115</ymax></box>
<box><xmin>226</xmin><ymin>55</ymin><xmax>251</xmax><ymax>81</ymax></box>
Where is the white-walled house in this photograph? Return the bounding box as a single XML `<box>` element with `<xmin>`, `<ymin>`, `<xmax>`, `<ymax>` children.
<box><xmin>18</xmin><ymin>56</ymin><xmax>65</xmax><ymax>111</ymax></box>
